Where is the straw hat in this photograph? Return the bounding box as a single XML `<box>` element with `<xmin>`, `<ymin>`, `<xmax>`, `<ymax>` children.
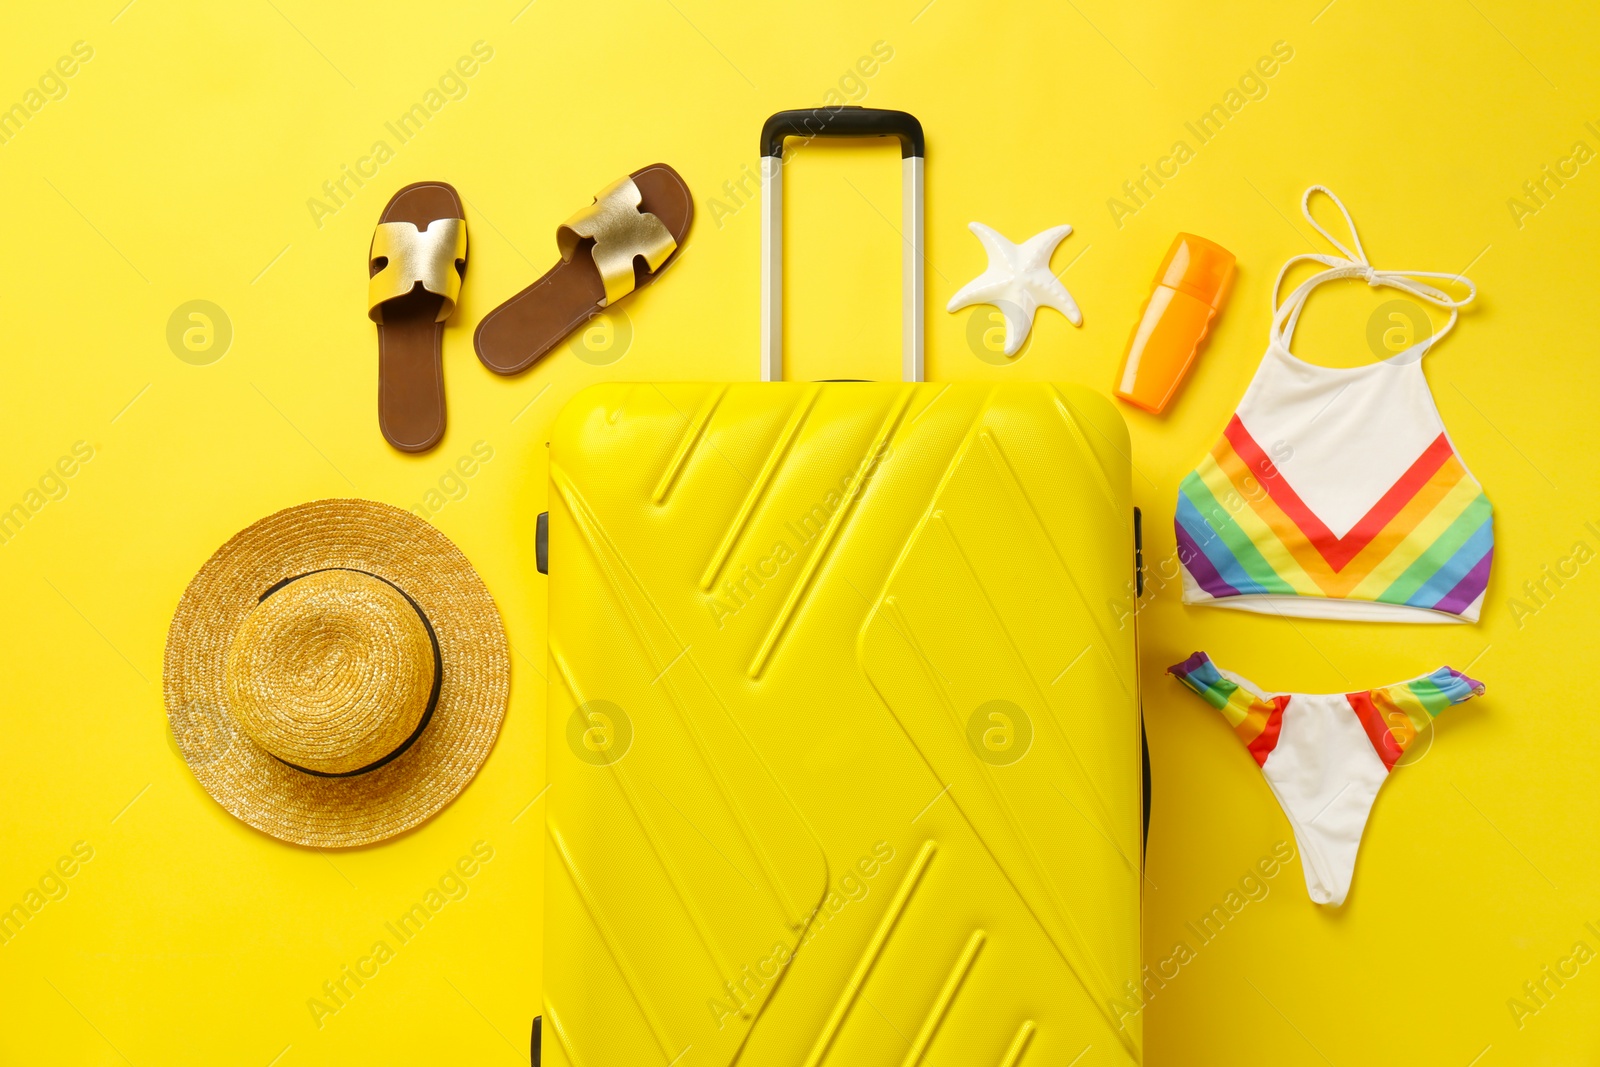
<box><xmin>163</xmin><ymin>499</ymin><xmax>509</xmax><ymax>847</ymax></box>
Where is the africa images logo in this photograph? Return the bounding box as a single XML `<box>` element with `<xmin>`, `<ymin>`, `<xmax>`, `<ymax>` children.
<box><xmin>567</xmin><ymin>701</ymin><xmax>633</xmax><ymax>766</ymax></box>
<box><xmin>305</xmin><ymin>42</ymin><xmax>494</xmax><ymax>229</ymax></box>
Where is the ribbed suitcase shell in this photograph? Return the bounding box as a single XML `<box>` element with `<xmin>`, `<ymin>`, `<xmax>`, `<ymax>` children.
<box><xmin>544</xmin><ymin>380</ymin><xmax>1142</xmax><ymax>1066</ymax></box>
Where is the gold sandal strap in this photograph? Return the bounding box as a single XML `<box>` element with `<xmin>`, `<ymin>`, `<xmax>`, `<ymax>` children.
<box><xmin>556</xmin><ymin>177</ymin><xmax>676</xmax><ymax>307</ymax></box>
<box><xmin>368</xmin><ymin>218</ymin><xmax>466</xmax><ymax>324</ymax></box>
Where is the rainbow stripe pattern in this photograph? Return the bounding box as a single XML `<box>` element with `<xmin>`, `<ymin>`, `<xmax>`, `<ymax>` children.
<box><xmin>1348</xmin><ymin>665</ymin><xmax>1484</xmax><ymax>770</ymax></box>
<box><xmin>1166</xmin><ymin>652</ymin><xmax>1289</xmax><ymax>766</ymax></box>
<box><xmin>1170</xmin><ymin>652</ymin><xmax>1484</xmax><ymax>771</ymax></box>
<box><xmin>1176</xmin><ymin>416</ymin><xmax>1493</xmax><ymax>620</ymax></box>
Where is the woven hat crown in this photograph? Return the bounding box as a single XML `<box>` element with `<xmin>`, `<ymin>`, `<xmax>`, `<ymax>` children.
<box><xmin>223</xmin><ymin>570</ymin><xmax>435</xmax><ymax>775</ymax></box>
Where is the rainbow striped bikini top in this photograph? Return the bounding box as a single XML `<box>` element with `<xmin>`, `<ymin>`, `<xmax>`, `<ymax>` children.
<box><xmin>1176</xmin><ymin>187</ymin><xmax>1492</xmax><ymax>623</ymax></box>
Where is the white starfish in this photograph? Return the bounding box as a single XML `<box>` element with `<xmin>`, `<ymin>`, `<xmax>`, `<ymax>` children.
<box><xmin>946</xmin><ymin>222</ymin><xmax>1083</xmax><ymax>355</ymax></box>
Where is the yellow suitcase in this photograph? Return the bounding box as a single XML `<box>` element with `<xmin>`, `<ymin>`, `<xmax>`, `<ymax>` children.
<box><xmin>541</xmin><ymin>110</ymin><xmax>1143</xmax><ymax>1067</ymax></box>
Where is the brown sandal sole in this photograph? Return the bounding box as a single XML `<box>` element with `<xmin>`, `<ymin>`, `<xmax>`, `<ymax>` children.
<box><xmin>373</xmin><ymin>181</ymin><xmax>466</xmax><ymax>454</ymax></box>
<box><xmin>473</xmin><ymin>164</ymin><xmax>692</xmax><ymax>376</ymax></box>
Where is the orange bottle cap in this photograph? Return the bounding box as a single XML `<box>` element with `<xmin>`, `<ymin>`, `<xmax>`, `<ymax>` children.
<box><xmin>1156</xmin><ymin>234</ymin><xmax>1236</xmax><ymax>309</ymax></box>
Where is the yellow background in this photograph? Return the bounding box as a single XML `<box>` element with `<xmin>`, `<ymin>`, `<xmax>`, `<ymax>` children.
<box><xmin>1</xmin><ymin>0</ymin><xmax>1596</xmax><ymax>1063</ymax></box>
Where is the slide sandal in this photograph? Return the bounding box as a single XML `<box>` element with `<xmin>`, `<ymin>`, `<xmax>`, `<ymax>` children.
<box><xmin>368</xmin><ymin>181</ymin><xmax>467</xmax><ymax>453</ymax></box>
<box><xmin>474</xmin><ymin>164</ymin><xmax>692</xmax><ymax>375</ymax></box>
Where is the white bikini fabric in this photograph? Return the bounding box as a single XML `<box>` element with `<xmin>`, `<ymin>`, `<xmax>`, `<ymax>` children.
<box><xmin>1175</xmin><ymin>187</ymin><xmax>1494</xmax><ymax>623</ymax></box>
<box><xmin>1169</xmin><ymin>652</ymin><xmax>1485</xmax><ymax>906</ymax></box>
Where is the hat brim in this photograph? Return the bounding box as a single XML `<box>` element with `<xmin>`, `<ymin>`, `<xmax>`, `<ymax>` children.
<box><xmin>163</xmin><ymin>499</ymin><xmax>509</xmax><ymax>848</ymax></box>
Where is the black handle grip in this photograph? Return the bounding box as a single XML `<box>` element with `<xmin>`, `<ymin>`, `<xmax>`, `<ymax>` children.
<box><xmin>761</xmin><ymin>107</ymin><xmax>924</xmax><ymax>160</ymax></box>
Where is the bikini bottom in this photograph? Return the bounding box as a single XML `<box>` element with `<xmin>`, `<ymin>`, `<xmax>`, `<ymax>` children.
<box><xmin>1168</xmin><ymin>652</ymin><xmax>1483</xmax><ymax>906</ymax></box>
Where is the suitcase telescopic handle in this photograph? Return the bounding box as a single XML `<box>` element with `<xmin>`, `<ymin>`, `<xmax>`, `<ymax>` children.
<box><xmin>759</xmin><ymin>107</ymin><xmax>926</xmax><ymax>383</ymax></box>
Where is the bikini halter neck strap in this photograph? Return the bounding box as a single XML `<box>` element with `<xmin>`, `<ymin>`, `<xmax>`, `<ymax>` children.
<box><xmin>1270</xmin><ymin>185</ymin><xmax>1477</xmax><ymax>363</ymax></box>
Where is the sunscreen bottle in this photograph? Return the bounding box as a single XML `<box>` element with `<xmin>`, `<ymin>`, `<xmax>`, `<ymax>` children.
<box><xmin>1114</xmin><ymin>234</ymin><xmax>1235</xmax><ymax>414</ymax></box>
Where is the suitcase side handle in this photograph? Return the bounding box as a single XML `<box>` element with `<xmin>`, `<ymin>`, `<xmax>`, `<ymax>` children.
<box><xmin>760</xmin><ymin>107</ymin><xmax>925</xmax><ymax>384</ymax></box>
